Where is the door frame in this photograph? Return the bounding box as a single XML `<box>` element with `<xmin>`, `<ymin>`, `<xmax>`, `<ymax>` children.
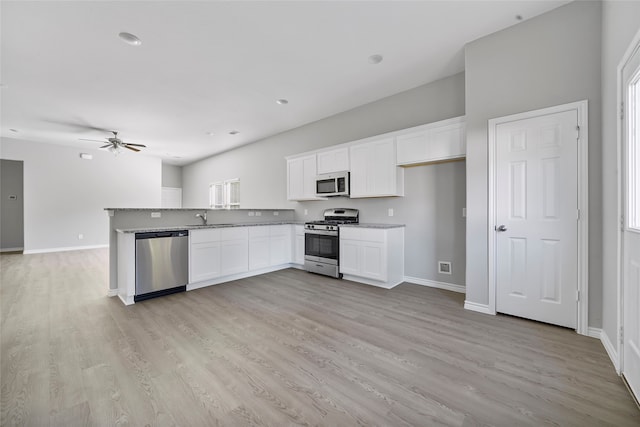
<box><xmin>617</xmin><ymin>27</ymin><xmax>640</xmax><ymax>376</ymax></box>
<box><xmin>487</xmin><ymin>100</ymin><xmax>589</xmax><ymax>336</ymax></box>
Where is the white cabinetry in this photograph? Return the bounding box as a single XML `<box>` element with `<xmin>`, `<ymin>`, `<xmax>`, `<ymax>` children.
<box><xmin>317</xmin><ymin>147</ymin><xmax>349</xmax><ymax>174</ymax></box>
<box><xmin>287</xmin><ymin>154</ymin><xmax>324</xmax><ymax>201</ymax></box>
<box><xmin>269</xmin><ymin>225</ymin><xmax>292</xmax><ymax>266</ymax></box>
<box><xmin>396</xmin><ymin>116</ymin><xmax>466</xmax><ymax>166</ymax></box>
<box><xmin>249</xmin><ymin>226</ymin><xmax>270</xmax><ymax>270</ymax></box>
<box><xmin>293</xmin><ymin>225</ymin><xmax>305</xmax><ymax>266</ymax></box>
<box><xmin>339</xmin><ymin>226</ymin><xmax>404</xmax><ymax>289</ymax></box>
<box><xmin>190</xmin><ymin>229</ymin><xmax>222</xmax><ymax>283</ymax></box>
<box><xmin>350</xmin><ymin>137</ymin><xmax>404</xmax><ymax>198</ymax></box>
<box><xmin>220</xmin><ymin>227</ymin><xmax>249</xmax><ymax>276</ymax></box>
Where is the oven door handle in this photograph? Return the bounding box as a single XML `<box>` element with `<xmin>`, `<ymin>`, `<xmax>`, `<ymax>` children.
<box><xmin>305</xmin><ymin>229</ymin><xmax>339</xmax><ymax>237</ymax></box>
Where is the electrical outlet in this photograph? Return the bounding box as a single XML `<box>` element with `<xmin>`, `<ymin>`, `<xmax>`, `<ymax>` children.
<box><xmin>256</xmin><ymin>211</ymin><xmax>262</xmax><ymax>216</ymax></box>
<box><xmin>248</xmin><ymin>211</ymin><xmax>255</xmax><ymax>216</ymax></box>
<box><xmin>78</xmin><ymin>233</ymin><xmax>84</xmax><ymax>240</ymax></box>
<box><xmin>273</xmin><ymin>211</ymin><xmax>278</xmax><ymax>216</ymax></box>
<box><xmin>151</xmin><ymin>212</ymin><xmax>161</xmax><ymax>218</ymax></box>
<box><xmin>462</xmin><ymin>208</ymin><xmax>467</xmax><ymax>218</ymax></box>
<box><xmin>388</xmin><ymin>208</ymin><xmax>394</xmax><ymax>217</ymax></box>
<box><xmin>304</xmin><ymin>209</ymin><xmax>308</xmax><ymax>216</ymax></box>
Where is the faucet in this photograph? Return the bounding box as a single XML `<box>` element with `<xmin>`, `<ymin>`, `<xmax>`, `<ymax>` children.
<box><xmin>195</xmin><ymin>211</ymin><xmax>207</xmax><ymax>225</ymax></box>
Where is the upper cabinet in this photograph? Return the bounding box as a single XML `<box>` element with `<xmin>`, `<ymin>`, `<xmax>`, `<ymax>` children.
<box><xmin>396</xmin><ymin>116</ymin><xmax>466</xmax><ymax>166</ymax></box>
<box><xmin>350</xmin><ymin>137</ymin><xmax>404</xmax><ymax>198</ymax></box>
<box><xmin>317</xmin><ymin>147</ymin><xmax>349</xmax><ymax>174</ymax></box>
<box><xmin>286</xmin><ymin>154</ymin><xmax>325</xmax><ymax>201</ymax></box>
<box><xmin>286</xmin><ymin>116</ymin><xmax>464</xmax><ymax>200</ymax></box>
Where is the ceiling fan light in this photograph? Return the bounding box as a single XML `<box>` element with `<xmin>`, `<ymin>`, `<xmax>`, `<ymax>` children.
<box><xmin>108</xmin><ymin>145</ymin><xmax>122</xmax><ymax>156</ymax></box>
<box><xmin>118</xmin><ymin>32</ymin><xmax>142</xmax><ymax>46</ymax></box>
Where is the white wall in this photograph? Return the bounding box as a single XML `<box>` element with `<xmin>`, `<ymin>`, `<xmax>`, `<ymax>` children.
<box><xmin>0</xmin><ymin>137</ymin><xmax>161</xmax><ymax>252</ymax></box>
<box><xmin>601</xmin><ymin>0</ymin><xmax>640</xmax><ymax>356</ymax></box>
<box><xmin>183</xmin><ymin>73</ymin><xmax>467</xmax><ymax>286</ymax></box>
<box><xmin>464</xmin><ymin>1</ymin><xmax>603</xmax><ymax>325</ymax></box>
<box><xmin>162</xmin><ymin>163</ymin><xmax>182</xmax><ymax>188</ymax></box>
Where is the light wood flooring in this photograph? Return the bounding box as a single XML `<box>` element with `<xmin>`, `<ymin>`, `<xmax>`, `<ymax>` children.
<box><xmin>1</xmin><ymin>248</ymin><xmax>639</xmax><ymax>426</ymax></box>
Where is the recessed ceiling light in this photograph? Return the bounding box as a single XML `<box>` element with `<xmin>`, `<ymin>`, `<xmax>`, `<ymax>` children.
<box><xmin>515</xmin><ymin>15</ymin><xmax>523</xmax><ymax>21</ymax></box>
<box><xmin>118</xmin><ymin>32</ymin><xmax>142</xmax><ymax>46</ymax></box>
<box><xmin>9</xmin><ymin>129</ymin><xmax>18</xmax><ymax>132</ymax></box>
<box><xmin>229</xmin><ymin>130</ymin><xmax>239</xmax><ymax>135</ymax></box>
<box><xmin>276</xmin><ymin>99</ymin><xmax>289</xmax><ymax>105</ymax></box>
<box><xmin>368</xmin><ymin>54</ymin><xmax>383</xmax><ymax>65</ymax></box>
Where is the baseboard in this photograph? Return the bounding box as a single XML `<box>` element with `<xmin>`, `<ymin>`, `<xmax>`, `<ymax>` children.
<box><xmin>464</xmin><ymin>300</ymin><xmax>494</xmax><ymax>315</ymax></box>
<box><xmin>404</xmin><ymin>276</ymin><xmax>465</xmax><ymax>293</ymax></box>
<box><xmin>587</xmin><ymin>327</ymin><xmax>602</xmax><ymax>339</ymax></box>
<box><xmin>0</xmin><ymin>247</ymin><xmax>24</xmax><ymax>253</ymax></box>
<box><xmin>601</xmin><ymin>330</ymin><xmax>620</xmax><ymax>374</ymax></box>
<box><xmin>24</xmin><ymin>244</ymin><xmax>108</xmax><ymax>254</ymax></box>
<box><xmin>107</xmin><ymin>288</ymin><xmax>118</xmax><ymax>297</ymax></box>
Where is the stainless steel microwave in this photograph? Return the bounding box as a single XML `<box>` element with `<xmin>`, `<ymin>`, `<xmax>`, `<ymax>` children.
<box><xmin>316</xmin><ymin>171</ymin><xmax>350</xmax><ymax>197</ymax></box>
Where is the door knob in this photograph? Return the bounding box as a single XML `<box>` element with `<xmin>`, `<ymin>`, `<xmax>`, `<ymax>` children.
<box><xmin>496</xmin><ymin>225</ymin><xmax>507</xmax><ymax>232</ymax></box>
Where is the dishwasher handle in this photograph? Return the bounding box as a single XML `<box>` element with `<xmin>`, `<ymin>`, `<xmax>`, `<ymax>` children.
<box><xmin>135</xmin><ymin>230</ymin><xmax>189</xmax><ymax>239</ymax></box>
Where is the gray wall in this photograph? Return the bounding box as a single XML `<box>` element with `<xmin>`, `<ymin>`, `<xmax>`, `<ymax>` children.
<box><xmin>601</xmin><ymin>0</ymin><xmax>640</xmax><ymax>353</ymax></box>
<box><xmin>0</xmin><ymin>137</ymin><xmax>162</xmax><ymax>252</ymax></box>
<box><xmin>162</xmin><ymin>163</ymin><xmax>182</xmax><ymax>188</ymax></box>
<box><xmin>0</xmin><ymin>159</ymin><xmax>24</xmax><ymax>250</ymax></box>
<box><xmin>464</xmin><ymin>1</ymin><xmax>603</xmax><ymax>326</ymax></box>
<box><xmin>183</xmin><ymin>72</ymin><xmax>467</xmax><ymax>285</ymax></box>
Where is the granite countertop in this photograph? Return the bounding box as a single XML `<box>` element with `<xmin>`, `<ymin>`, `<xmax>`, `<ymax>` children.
<box><xmin>106</xmin><ymin>207</ymin><xmax>295</xmax><ymax>212</ymax></box>
<box><xmin>339</xmin><ymin>223</ymin><xmax>405</xmax><ymax>229</ymax></box>
<box><xmin>116</xmin><ymin>221</ymin><xmax>305</xmax><ymax>233</ymax></box>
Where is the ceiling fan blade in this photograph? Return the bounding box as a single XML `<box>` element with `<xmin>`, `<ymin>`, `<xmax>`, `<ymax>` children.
<box><xmin>124</xmin><ymin>143</ymin><xmax>146</xmax><ymax>147</ymax></box>
<box><xmin>124</xmin><ymin>145</ymin><xmax>140</xmax><ymax>152</ymax></box>
<box><xmin>99</xmin><ymin>144</ymin><xmax>112</xmax><ymax>148</ymax></box>
<box><xmin>79</xmin><ymin>138</ymin><xmax>107</xmax><ymax>143</ymax></box>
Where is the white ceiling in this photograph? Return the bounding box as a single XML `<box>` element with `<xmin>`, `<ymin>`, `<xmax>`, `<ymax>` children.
<box><xmin>1</xmin><ymin>1</ymin><xmax>570</xmax><ymax>166</ymax></box>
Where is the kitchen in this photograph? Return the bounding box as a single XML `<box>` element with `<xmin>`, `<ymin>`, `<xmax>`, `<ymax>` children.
<box><xmin>2</xmin><ymin>0</ymin><xmax>640</xmax><ymax>425</ymax></box>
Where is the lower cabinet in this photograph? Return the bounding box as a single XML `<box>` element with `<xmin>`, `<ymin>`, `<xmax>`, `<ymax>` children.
<box><xmin>191</xmin><ymin>225</ymin><xmax>295</xmax><ymax>287</ymax></box>
<box><xmin>293</xmin><ymin>225</ymin><xmax>305</xmax><ymax>265</ymax></box>
<box><xmin>220</xmin><ymin>227</ymin><xmax>249</xmax><ymax>276</ymax></box>
<box><xmin>339</xmin><ymin>226</ymin><xmax>404</xmax><ymax>288</ymax></box>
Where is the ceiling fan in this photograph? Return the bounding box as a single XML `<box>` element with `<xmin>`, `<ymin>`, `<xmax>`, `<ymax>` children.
<box><xmin>80</xmin><ymin>131</ymin><xmax>146</xmax><ymax>154</ymax></box>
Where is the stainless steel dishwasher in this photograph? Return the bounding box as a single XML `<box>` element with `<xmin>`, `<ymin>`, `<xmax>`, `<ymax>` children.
<box><xmin>135</xmin><ymin>230</ymin><xmax>189</xmax><ymax>302</ymax></box>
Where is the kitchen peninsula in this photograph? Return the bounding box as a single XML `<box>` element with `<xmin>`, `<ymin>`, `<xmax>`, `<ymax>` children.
<box><xmin>107</xmin><ymin>207</ymin><xmax>404</xmax><ymax>305</ymax></box>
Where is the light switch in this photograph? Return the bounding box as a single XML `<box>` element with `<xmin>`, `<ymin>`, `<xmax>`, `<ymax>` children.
<box><xmin>388</xmin><ymin>208</ymin><xmax>394</xmax><ymax>217</ymax></box>
<box><xmin>151</xmin><ymin>212</ymin><xmax>161</xmax><ymax>218</ymax></box>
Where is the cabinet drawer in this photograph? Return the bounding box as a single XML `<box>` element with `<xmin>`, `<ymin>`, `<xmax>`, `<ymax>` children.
<box><xmin>249</xmin><ymin>226</ymin><xmax>270</xmax><ymax>238</ymax></box>
<box><xmin>270</xmin><ymin>224</ymin><xmax>290</xmax><ymax>236</ymax></box>
<box><xmin>340</xmin><ymin>227</ymin><xmax>385</xmax><ymax>242</ymax></box>
<box><xmin>220</xmin><ymin>227</ymin><xmax>248</xmax><ymax>241</ymax></box>
<box><xmin>190</xmin><ymin>228</ymin><xmax>221</xmax><ymax>244</ymax></box>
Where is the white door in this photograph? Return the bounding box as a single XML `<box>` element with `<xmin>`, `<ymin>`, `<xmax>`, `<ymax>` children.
<box><xmin>622</xmin><ymin>37</ymin><xmax>640</xmax><ymax>400</ymax></box>
<box><xmin>495</xmin><ymin>110</ymin><xmax>579</xmax><ymax>328</ymax></box>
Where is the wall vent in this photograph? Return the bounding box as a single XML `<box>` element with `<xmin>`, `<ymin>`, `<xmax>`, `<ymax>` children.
<box><xmin>438</xmin><ymin>261</ymin><xmax>452</xmax><ymax>275</ymax></box>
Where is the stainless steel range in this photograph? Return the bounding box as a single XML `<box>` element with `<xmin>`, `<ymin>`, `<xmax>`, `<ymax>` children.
<box><xmin>304</xmin><ymin>208</ymin><xmax>359</xmax><ymax>278</ymax></box>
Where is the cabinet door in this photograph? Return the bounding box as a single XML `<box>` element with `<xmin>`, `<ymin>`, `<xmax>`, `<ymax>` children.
<box><xmin>317</xmin><ymin>147</ymin><xmax>349</xmax><ymax>174</ymax></box>
<box><xmin>287</xmin><ymin>154</ymin><xmax>320</xmax><ymax>200</ymax></box>
<box><xmin>249</xmin><ymin>237</ymin><xmax>270</xmax><ymax>270</ymax></box>
<box><xmin>190</xmin><ymin>241</ymin><xmax>221</xmax><ymax>282</ymax></box>
<box><xmin>339</xmin><ymin>239</ymin><xmax>360</xmax><ymax>276</ymax></box>
<box><xmin>360</xmin><ymin>242</ymin><xmax>387</xmax><ymax>281</ymax></box>
<box><xmin>396</xmin><ymin>130</ymin><xmax>429</xmax><ymax>165</ymax></box>
<box><xmin>294</xmin><ymin>233</ymin><xmax>305</xmax><ymax>265</ymax></box>
<box><xmin>350</xmin><ymin>137</ymin><xmax>400</xmax><ymax>197</ymax></box>
<box><xmin>429</xmin><ymin>121</ymin><xmax>466</xmax><ymax>160</ymax></box>
<box><xmin>221</xmin><ymin>239</ymin><xmax>248</xmax><ymax>276</ymax></box>
<box><xmin>269</xmin><ymin>225</ymin><xmax>292</xmax><ymax>265</ymax></box>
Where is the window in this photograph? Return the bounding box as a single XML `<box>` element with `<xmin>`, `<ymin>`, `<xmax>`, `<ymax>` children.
<box><xmin>627</xmin><ymin>56</ymin><xmax>640</xmax><ymax>230</ymax></box>
<box><xmin>209</xmin><ymin>179</ymin><xmax>240</xmax><ymax>209</ymax></box>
